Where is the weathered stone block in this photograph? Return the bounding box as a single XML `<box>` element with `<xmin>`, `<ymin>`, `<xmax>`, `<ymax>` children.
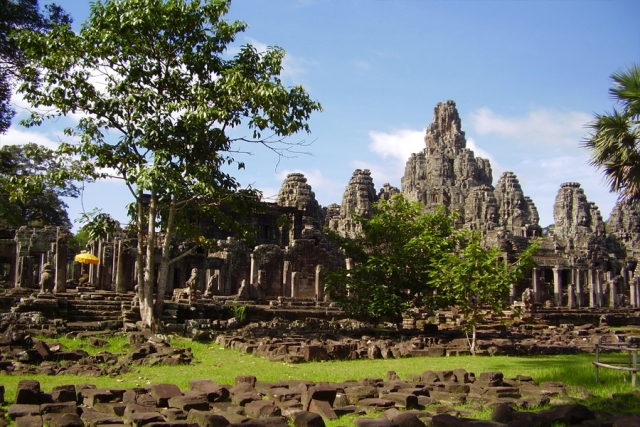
<box><xmin>292</xmin><ymin>411</ymin><xmax>325</xmax><ymax>427</ymax></box>
<box><xmin>186</xmin><ymin>410</ymin><xmax>230</xmax><ymax>427</ymax></box>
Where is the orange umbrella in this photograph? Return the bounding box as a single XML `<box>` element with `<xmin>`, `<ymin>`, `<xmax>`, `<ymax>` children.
<box><xmin>74</xmin><ymin>253</ymin><xmax>99</xmax><ymax>265</ymax></box>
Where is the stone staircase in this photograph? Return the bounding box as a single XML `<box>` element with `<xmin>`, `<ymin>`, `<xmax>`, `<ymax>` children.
<box><xmin>65</xmin><ymin>290</ymin><xmax>134</xmax><ymax>332</ymax></box>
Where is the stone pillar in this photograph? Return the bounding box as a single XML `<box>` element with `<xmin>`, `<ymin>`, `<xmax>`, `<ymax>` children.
<box><xmin>315</xmin><ymin>265</ymin><xmax>324</xmax><ymax>302</ymax></box>
<box><xmin>553</xmin><ymin>266</ymin><xmax>562</xmax><ymax>307</ymax></box>
<box><xmin>257</xmin><ymin>270</ymin><xmax>265</xmax><ymax>299</ymax></box>
<box><xmin>509</xmin><ymin>284</ymin><xmax>516</xmax><ymax>305</ymax></box>
<box><xmin>283</xmin><ymin>261</ymin><xmax>292</xmax><ymax>298</ymax></box>
<box><xmin>610</xmin><ymin>278</ymin><xmax>618</xmax><ymax>308</ymax></box>
<box><xmin>567</xmin><ymin>284</ymin><xmax>576</xmax><ymax>309</ymax></box>
<box><xmin>589</xmin><ymin>268</ymin><xmax>596</xmax><ymax>308</ymax></box>
<box><xmin>575</xmin><ymin>269</ymin><xmax>584</xmax><ymax>308</ymax></box>
<box><xmin>631</xmin><ymin>279</ymin><xmax>639</xmax><ymax>308</ymax></box>
<box><xmin>96</xmin><ymin>240</ymin><xmax>103</xmax><ymax>289</ymax></box>
<box><xmin>250</xmin><ymin>253</ymin><xmax>260</xmax><ymax>298</ymax></box>
<box><xmin>532</xmin><ymin>268</ymin><xmax>541</xmax><ymax>303</ymax></box>
<box><xmin>596</xmin><ymin>270</ymin><xmax>603</xmax><ymax>307</ymax></box>
<box><xmin>17</xmin><ymin>256</ymin><xmax>34</xmax><ymax>289</ymax></box>
<box><xmin>115</xmin><ymin>243</ymin><xmax>127</xmax><ymax>294</ymax></box>
<box><xmin>55</xmin><ymin>231</ymin><xmax>67</xmax><ymax>293</ymax></box>
<box><xmin>291</xmin><ymin>272</ymin><xmax>300</xmax><ymax>297</ymax></box>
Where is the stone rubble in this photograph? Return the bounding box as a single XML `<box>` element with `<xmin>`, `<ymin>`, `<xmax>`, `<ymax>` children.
<box><xmin>2</xmin><ymin>368</ymin><xmax>639</xmax><ymax>427</ymax></box>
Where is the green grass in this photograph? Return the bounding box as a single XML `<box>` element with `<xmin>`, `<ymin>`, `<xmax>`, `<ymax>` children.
<box><xmin>1</xmin><ymin>335</ymin><xmax>638</xmax><ymax>425</ymax></box>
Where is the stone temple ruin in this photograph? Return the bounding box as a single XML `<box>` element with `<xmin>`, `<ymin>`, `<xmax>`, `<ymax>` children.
<box><xmin>1</xmin><ymin>100</ymin><xmax>640</xmax><ymax>332</ymax></box>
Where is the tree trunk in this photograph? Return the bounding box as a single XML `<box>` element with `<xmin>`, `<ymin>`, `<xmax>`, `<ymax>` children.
<box><xmin>471</xmin><ymin>325</ymin><xmax>477</xmax><ymax>355</ymax></box>
<box><xmin>136</xmin><ymin>194</ymin><xmax>145</xmax><ymax>306</ymax></box>
<box><xmin>154</xmin><ymin>197</ymin><xmax>176</xmax><ymax>321</ymax></box>
<box><xmin>140</xmin><ymin>189</ymin><xmax>158</xmax><ymax>330</ymax></box>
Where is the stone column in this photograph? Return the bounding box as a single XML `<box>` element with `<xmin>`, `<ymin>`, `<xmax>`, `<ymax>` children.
<box><xmin>250</xmin><ymin>253</ymin><xmax>260</xmax><ymax>298</ymax></box>
<box><xmin>115</xmin><ymin>243</ymin><xmax>127</xmax><ymax>294</ymax></box>
<box><xmin>553</xmin><ymin>266</ymin><xmax>562</xmax><ymax>307</ymax></box>
<box><xmin>610</xmin><ymin>280</ymin><xmax>617</xmax><ymax>308</ymax></box>
<box><xmin>96</xmin><ymin>240</ymin><xmax>104</xmax><ymax>289</ymax></box>
<box><xmin>257</xmin><ymin>270</ymin><xmax>265</xmax><ymax>299</ymax></box>
<box><xmin>596</xmin><ymin>270</ymin><xmax>603</xmax><ymax>307</ymax></box>
<box><xmin>631</xmin><ymin>279</ymin><xmax>639</xmax><ymax>308</ymax></box>
<box><xmin>575</xmin><ymin>269</ymin><xmax>584</xmax><ymax>308</ymax></box>
<box><xmin>532</xmin><ymin>268</ymin><xmax>541</xmax><ymax>303</ymax></box>
<box><xmin>509</xmin><ymin>284</ymin><xmax>517</xmax><ymax>305</ymax></box>
<box><xmin>55</xmin><ymin>230</ymin><xmax>67</xmax><ymax>293</ymax></box>
<box><xmin>283</xmin><ymin>261</ymin><xmax>292</xmax><ymax>298</ymax></box>
<box><xmin>589</xmin><ymin>267</ymin><xmax>596</xmax><ymax>308</ymax></box>
<box><xmin>315</xmin><ymin>265</ymin><xmax>324</xmax><ymax>302</ymax></box>
<box><xmin>345</xmin><ymin>258</ymin><xmax>353</xmax><ymax>298</ymax></box>
<box><xmin>291</xmin><ymin>272</ymin><xmax>300</xmax><ymax>297</ymax></box>
<box><xmin>567</xmin><ymin>284</ymin><xmax>576</xmax><ymax>309</ymax></box>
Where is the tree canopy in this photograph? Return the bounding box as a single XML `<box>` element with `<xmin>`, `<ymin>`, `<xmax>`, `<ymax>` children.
<box><xmin>429</xmin><ymin>232</ymin><xmax>538</xmax><ymax>352</ymax></box>
<box><xmin>325</xmin><ymin>195</ymin><xmax>462</xmax><ymax>321</ymax></box>
<box><xmin>0</xmin><ymin>143</ymin><xmax>80</xmax><ymax>228</ymax></box>
<box><xmin>583</xmin><ymin>64</ymin><xmax>640</xmax><ymax>202</ymax></box>
<box><xmin>15</xmin><ymin>0</ymin><xmax>322</xmax><ymax>329</ymax></box>
<box><xmin>325</xmin><ymin>194</ymin><xmax>537</xmax><ymax>340</ymax></box>
<box><xmin>0</xmin><ymin>0</ymin><xmax>71</xmax><ymax>133</ymax></box>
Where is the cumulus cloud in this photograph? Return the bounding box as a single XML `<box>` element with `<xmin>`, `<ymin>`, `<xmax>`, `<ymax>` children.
<box><xmin>469</xmin><ymin>107</ymin><xmax>592</xmax><ymax>147</ymax></box>
<box><xmin>368</xmin><ymin>128</ymin><xmax>425</xmax><ymax>161</ymax></box>
<box><xmin>0</xmin><ymin>127</ymin><xmax>61</xmax><ymax>150</ymax></box>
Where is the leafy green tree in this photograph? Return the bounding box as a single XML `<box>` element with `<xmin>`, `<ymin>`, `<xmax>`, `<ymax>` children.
<box><xmin>0</xmin><ymin>143</ymin><xmax>79</xmax><ymax>227</ymax></box>
<box><xmin>325</xmin><ymin>195</ymin><xmax>461</xmax><ymax>322</ymax></box>
<box><xmin>429</xmin><ymin>233</ymin><xmax>538</xmax><ymax>353</ymax></box>
<box><xmin>16</xmin><ymin>0</ymin><xmax>321</xmax><ymax>329</ymax></box>
<box><xmin>0</xmin><ymin>0</ymin><xmax>71</xmax><ymax>133</ymax></box>
<box><xmin>583</xmin><ymin>64</ymin><xmax>640</xmax><ymax>202</ymax></box>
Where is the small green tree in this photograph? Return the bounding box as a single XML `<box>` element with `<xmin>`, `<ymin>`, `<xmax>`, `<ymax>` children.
<box><xmin>429</xmin><ymin>232</ymin><xmax>538</xmax><ymax>354</ymax></box>
<box><xmin>325</xmin><ymin>195</ymin><xmax>461</xmax><ymax>322</ymax></box>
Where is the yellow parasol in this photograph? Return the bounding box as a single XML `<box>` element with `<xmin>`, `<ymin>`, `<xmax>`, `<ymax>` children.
<box><xmin>74</xmin><ymin>253</ymin><xmax>100</xmax><ymax>265</ymax></box>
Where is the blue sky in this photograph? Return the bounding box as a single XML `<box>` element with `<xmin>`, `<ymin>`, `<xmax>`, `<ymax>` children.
<box><xmin>2</xmin><ymin>0</ymin><xmax>640</xmax><ymax>230</ymax></box>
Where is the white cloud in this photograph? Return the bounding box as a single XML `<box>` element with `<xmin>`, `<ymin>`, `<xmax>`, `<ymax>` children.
<box><xmin>0</xmin><ymin>127</ymin><xmax>61</xmax><ymax>150</ymax></box>
<box><xmin>469</xmin><ymin>107</ymin><xmax>592</xmax><ymax>147</ymax></box>
<box><xmin>368</xmin><ymin>128</ymin><xmax>425</xmax><ymax>161</ymax></box>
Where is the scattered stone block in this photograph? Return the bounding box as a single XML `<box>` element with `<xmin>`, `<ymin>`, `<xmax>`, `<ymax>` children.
<box><xmin>186</xmin><ymin>410</ymin><xmax>230</xmax><ymax>427</ymax></box>
<box><xmin>292</xmin><ymin>411</ymin><xmax>325</xmax><ymax>427</ymax></box>
<box><xmin>15</xmin><ymin>415</ymin><xmax>43</xmax><ymax>427</ymax></box>
<box><xmin>16</xmin><ymin>380</ymin><xmax>41</xmax><ymax>405</ymax></box>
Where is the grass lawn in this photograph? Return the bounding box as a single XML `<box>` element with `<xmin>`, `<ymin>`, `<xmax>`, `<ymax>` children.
<box><xmin>0</xmin><ymin>334</ymin><xmax>638</xmax><ymax>423</ymax></box>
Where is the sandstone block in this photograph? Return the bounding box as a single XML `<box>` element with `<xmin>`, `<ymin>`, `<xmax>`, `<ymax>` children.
<box><xmin>150</xmin><ymin>384</ymin><xmax>183</xmax><ymax>407</ymax></box>
<box><xmin>167</xmin><ymin>395</ymin><xmax>209</xmax><ymax>412</ymax></box>
<box><xmin>301</xmin><ymin>384</ymin><xmax>336</xmax><ymax>410</ymax></box>
<box><xmin>16</xmin><ymin>380</ymin><xmax>41</xmax><ymax>405</ymax></box>
<box><xmin>15</xmin><ymin>415</ymin><xmax>43</xmax><ymax>427</ymax></box>
<box><xmin>353</xmin><ymin>419</ymin><xmax>394</xmax><ymax>427</ymax></box>
<box><xmin>186</xmin><ymin>410</ymin><xmax>230</xmax><ymax>427</ymax></box>
<box><xmin>292</xmin><ymin>411</ymin><xmax>325</xmax><ymax>427</ymax></box>
<box><xmin>8</xmin><ymin>404</ymin><xmax>41</xmax><ymax>419</ymax></box>
<box><xmin>43</xmin><ymin>413</ymin><xmax>83</xmax><ymax>427</ymax></box>
<box><xmin>308</xmin><ymin>399</ymin><xmax>336</xmax><ymax>420</ymax></box>
<box><xmin>244</xmin><ymin>400</ymin><xmax>281</xmax><ymax>418</ymax></box>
